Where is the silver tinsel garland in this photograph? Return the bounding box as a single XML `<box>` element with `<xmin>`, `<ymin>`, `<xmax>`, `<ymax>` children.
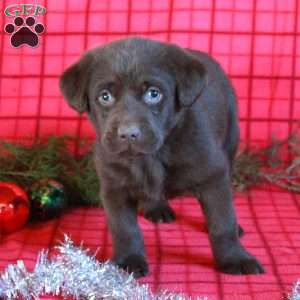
<box><xmin>289</xmin><ymin>281</ymin><xmax>300</xmax><ymax>300</ymax></box>
<box><xmin>0</xmin><ymin>236</ymin><xmax>299</xmax><ymax>300</ymax></box>
<box><xmin>0</xmin><ymin>236</ymin><xmax>207</xmax><ymax>300</ymax></box>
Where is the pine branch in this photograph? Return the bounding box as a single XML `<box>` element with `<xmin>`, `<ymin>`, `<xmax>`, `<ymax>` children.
<box><xmin>0</xmin><ymin>132</ymin><xmax>299</xmax><ymax>209</ymax></box>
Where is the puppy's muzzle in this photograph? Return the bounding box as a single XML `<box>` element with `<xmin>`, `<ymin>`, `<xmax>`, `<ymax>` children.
<box><xmin>117</xmin><ymin>123</ymin><xmax>141</xmax><ymax>142</ymax></box>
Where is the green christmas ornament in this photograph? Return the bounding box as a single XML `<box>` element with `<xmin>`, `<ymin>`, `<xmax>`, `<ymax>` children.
<box><xmin>29</xmin><ymin>179</ymin><xmax>66</xmax><ymax>220</ymax></box>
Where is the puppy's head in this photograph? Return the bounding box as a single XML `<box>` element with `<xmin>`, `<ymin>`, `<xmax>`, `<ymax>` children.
<box><xmin>60</xmin><ymin>37</ymin><xmax>206</xmax><ymax>157</ymax></box>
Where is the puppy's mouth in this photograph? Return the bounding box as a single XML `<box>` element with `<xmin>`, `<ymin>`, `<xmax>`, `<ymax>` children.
<box><xmin>117</xmin><ymin>144</ymin><xmax>155</xmax><ymax>157</ymax></box>
<box><xmin>104</xmin><ymin>141</ymin><xmax>160</xmax><ymax>158</ymax></box>
<box><xmin>118</xmin><ymin>148</ymin><xmax>145</xmax><ymax>158</ymax></box>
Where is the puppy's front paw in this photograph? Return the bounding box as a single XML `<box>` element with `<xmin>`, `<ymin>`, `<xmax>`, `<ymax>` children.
<box><xmin>144</xmin><ymin>205</ymin><xmax>176</xmax><ymax>223</ymax></box>
<box><xmin>115</xmin><ymin>254</ymin><xmax>149</xmax><ymax>278</ymax></box>
<box><xmin>218</xmin><ymin>254</ymin><xmax>264</xmax><ymax>275</ymax></box>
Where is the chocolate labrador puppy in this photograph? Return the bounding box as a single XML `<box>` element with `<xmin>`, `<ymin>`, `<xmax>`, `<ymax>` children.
<box><xmin>60</xmin><ymin>37</ymin><xmax>264</xmax><ymax>277</ymax></box>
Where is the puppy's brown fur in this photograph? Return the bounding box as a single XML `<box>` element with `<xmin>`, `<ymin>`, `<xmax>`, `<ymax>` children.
<box><xmin>60</xmin><ymin>37</ymin><xmax>264</xmax><ymax>277</ymax></box>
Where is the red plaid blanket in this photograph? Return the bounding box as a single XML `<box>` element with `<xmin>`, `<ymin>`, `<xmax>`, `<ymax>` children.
<box><xmin>0</xmin><ymin>0</ymin><xmax>299</xmax><ymax>299</ymax></box>
<box><xmin>0</xmin><ymin>188</ymin><xmax>299</xmax><ymax>300</ymax></box>
<box><xmin>0</xmin><ymin>0</ymin><xmax>299</xmax><ymax>148</ymax></box>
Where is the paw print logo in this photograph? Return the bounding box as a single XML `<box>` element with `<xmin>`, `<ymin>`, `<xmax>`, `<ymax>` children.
<box><xmin>4</xmin><ymin>16</ymin><xmax>45</xmax><ymax>48</ymax></box>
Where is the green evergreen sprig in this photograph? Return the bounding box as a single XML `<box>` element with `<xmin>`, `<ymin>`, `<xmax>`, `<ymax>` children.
<box><xmin>0</xmin><ymin>136</ymin><xmax>100</xmax><ymax>206</ymax></box>
<box><xmin>233</xmin><ymin>133</ymin><xmax>300</xmax><ymax>193</ymax></box>
<box><xmin>0</xmin><ymin>133</ymin><xmax>299</xmax><ymax>210</ymax></box>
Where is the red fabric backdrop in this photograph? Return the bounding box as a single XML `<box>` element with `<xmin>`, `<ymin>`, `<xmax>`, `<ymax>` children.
<box><xmin>0</xmin><ymin>0</ymin><xmax>299</xmax><ymax>149</ymax></box>
<box><xmin>0</xmin><ymin>1</ymin><xmax>300</xmax><ymax>300</ymax></box>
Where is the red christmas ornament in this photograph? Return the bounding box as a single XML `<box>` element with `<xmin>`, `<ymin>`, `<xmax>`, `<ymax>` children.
<box><xmin>0</xmin><ymin>182</ymin><xmax>30</xmax><ymax>234</ymax></box>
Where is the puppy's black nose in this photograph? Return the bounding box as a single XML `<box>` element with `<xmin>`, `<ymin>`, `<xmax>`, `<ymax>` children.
<box><xmin>118</xmin><ymin>124</ymin><xmax>141</xmax><ymax>141</ymax></box>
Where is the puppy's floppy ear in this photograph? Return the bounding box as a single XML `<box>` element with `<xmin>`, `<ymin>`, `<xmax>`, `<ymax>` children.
<box><xmin>166</xmin><ymin>45</ymin><xmax>207</xmax><ymax>108</ymax></box>
<box><xmin>59</xmin><ymin>53</ymin><xmax>93</xmax><ymax>113</ymax></box>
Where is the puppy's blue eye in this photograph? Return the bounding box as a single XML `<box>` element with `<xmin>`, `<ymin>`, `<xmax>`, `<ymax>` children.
<box><xmin>98</xmin><ymin>89</ymin><xmax>115</xmax><ymax>106</ymax></box>
<box><xmin>143</xmin><ymin>87</ymin><xmax>162</xmax><ymax>105</ymax></box>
